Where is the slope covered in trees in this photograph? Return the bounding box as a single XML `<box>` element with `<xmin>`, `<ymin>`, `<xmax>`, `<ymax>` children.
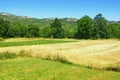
<box><xmin>0</xmin><ymin>12</ymin><xmax>120</xmax><ymax>39</ymax></box>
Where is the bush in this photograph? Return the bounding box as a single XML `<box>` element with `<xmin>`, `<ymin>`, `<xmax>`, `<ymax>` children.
<box><xmin>19</xmin><ymin>50</ymin><xmax>30</xmax><ymax>57</ymax></box>
<box><xmin>0</xmin><ymin>37</ymin><xmax>4</xmax><ymax>41</ymax></box>
<box><xmin>41</xmin><ymin>54</ymin><xmax>72</xmax><ymax>64</ymax></box>
<box><xmin>19</xmin><ymin>50</ymin><xmax>26</xmax><ymax>57</ymax></box>
<box><xmin>106</xmin><ymin>65</ymin><xmax>120</xmax><ymax>72</ymax></box>
<box><xmin>0</xmin><ymin>52</ymin><xmax>17</xmax><ymax>60</ymax></box>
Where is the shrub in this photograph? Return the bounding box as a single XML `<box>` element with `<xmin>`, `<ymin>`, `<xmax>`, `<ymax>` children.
<box><xmin>19</xmin><ymin>50</ymin><xmax>26</xmax><ymax>57</ymax></box>
<box><xmin>106</xmin><ymin>65</ymin><xmax>120</xmax><ymax>72</ymax></box>
<box><xmin>19</xmin><ymin>50</ymin><xmax>30</xmax><ymax>57</ymax></box>
<box><xmin>41</xmin><ymin>54</ymin><xmax>72</xmax><ymax>64</ymax></box>
<box><xmin>0</xmin><ymin>37</ymin><xmax>4</xmax><ymax>41</ymax></box>
<box><xmin>0</xmin><ymin>52</ymin><xmax>17</xmax><ymax>60</ymax></box>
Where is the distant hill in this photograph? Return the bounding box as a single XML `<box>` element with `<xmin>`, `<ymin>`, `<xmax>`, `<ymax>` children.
<box><xmin>0</xmin><ymin>12</ymin><xmax>77</xmax><ymax>30</ymax></box>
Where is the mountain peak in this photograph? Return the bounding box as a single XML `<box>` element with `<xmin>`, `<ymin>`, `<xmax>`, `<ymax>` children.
<box><xmin>0</xmin><ymin>12</ymin><xmax>14</xmax><ymax>16</ymax></box>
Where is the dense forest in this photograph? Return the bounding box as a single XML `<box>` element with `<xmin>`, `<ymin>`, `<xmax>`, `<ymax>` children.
<box><xmin>0</xmin><ymin>12</ymin><xmax>120</xmax><ymax>39</ymax></box>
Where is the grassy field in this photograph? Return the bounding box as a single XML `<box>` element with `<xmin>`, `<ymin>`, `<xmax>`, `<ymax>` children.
<box><xmin>0</xmin><ymin>38</ymin><xmax>76</xmax><ymax>47</ymax></box>
<box><xmin>0</xmin><ymin>38</ymin><xmax>120</xmax><ymax>79</ymax></box>
<box><xmin>0</xmin><ymin>58</ymin><xmax>120</xmax><ymax>80</ymax></box>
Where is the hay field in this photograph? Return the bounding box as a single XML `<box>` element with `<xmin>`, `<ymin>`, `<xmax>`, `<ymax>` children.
<box><xmin>0</xmin><ymin>39</ymin><xmax>120</xmax><ymax>69</ymax></box>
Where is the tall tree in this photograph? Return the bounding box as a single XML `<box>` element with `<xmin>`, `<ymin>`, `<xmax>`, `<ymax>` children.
<box><xmin>76</xmin><ymin>15</ymin><xmax>93</xmax><ymax>39</ymax></box>
<box><xmin>0</xmin><ymin>18</ymin><xmax>10</xmax><ymax>38</ymax></box>
<box><xmin>51</xmin><ymin>18</ymin><xmax>64</xmax><ymax>38</ymax></box>
<box><xmin>93</xmin><ymin>14</ymin><xmax>110</xmax><ymax>39</ymax></box>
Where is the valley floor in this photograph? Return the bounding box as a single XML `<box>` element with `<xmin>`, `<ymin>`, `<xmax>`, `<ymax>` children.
<box><xmin>0</xmin><ymin>39</ymin><xmax>120</xmax><ymax>69</ymax></box>
<box><xmin>0</xmin><ymin>39</ymin><xmax>120</xmax><ymax>79</ymax></box>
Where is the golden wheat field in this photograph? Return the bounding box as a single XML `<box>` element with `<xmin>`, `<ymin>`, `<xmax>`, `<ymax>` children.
<box><xmin>0</xmin><ymin>39</ymin><xmax>120</xmax><ymax>69</ymax></box>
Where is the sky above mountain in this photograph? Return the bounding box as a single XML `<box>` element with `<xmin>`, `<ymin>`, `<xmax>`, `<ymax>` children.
<box><xmin>0</xmin><ymin>0</ymin><xmax>120</xmax><ymax>21</ymax></box>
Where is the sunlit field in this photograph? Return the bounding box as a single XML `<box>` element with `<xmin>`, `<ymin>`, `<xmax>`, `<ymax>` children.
<box><xmin>0</xmin><ymin>38</ymin><xmax>120</xmax><ymax>79</ymax></box>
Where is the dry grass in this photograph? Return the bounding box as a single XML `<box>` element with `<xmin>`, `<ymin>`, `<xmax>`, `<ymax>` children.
<box><xmin>3</xmin><ymin>38</ymin><xmax>45</xmax><ymax>42</ymax></box>
<box><xmin>0</xmin><ymin>39</ymin><xmax>120</xmax><ymax>70</ymax></box>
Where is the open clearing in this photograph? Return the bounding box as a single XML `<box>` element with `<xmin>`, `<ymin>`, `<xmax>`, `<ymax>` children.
<box><xmin>0</xmin><ymin>38</ymin><xmax>120</xmax><ymax>79</ymax></box>
<box><xmin>0</xmin><ymin>39</ymin><xmax>120</xmax><ymax>69</ymax></box>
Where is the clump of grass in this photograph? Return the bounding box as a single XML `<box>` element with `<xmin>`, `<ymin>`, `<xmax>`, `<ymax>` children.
<box><xmin>0</xmin><ymin>52</ymin><xmax>17</xmax><ymax>60</ymax></box>
<box><xmin>19</xmin><ymin>50</ymin><xmax>26</xmax><ymax>57</ymax></box>
<box><xmin>0</xmin><ymin>37</ymin><xmax>4</xmax><ymax>41</ymax></box>
<box><xmin>41</xmin><ymin>54</ymin><xmax>72</xmax><ymax>64</ymax></box>
<box><xmin>19</xmin><ymin>50</ymin><xmax>31</xmax><ymax>57</ymax></box>
<box><xmin>105</xmin><ymin>64</ymin><xmax>120</xmax><ymax>72</ymax></box>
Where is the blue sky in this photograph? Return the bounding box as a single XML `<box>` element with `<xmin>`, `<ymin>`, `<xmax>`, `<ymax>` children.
<box><xmin>0</xmin><ymin>0</ymin><xmax>120</xmax><ymax>21</ymax></box>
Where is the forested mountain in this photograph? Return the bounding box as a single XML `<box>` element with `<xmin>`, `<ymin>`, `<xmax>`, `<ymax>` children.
<box><xmin>0</xmin><ymin>12</ymin><xmax>77</xmax><ymax>29</ymax></box>
<box><xmin>0</xmin><ymin>12</ymin><xmax>120</xmax><ymax>39</ymax></box>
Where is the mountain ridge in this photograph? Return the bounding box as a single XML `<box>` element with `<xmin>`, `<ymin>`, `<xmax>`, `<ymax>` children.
<box><xmin>0</xmin><ymin>12</ymin><xmax>77</xmax><ymax>29</ymax></box>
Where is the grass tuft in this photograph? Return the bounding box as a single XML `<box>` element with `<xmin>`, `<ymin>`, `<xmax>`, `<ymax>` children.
<box><xmin>41</xmin><ymin>54</ymin><xmax>72</xmax><ymax>64</ymax></box>
<box><xmin>0</xmin><ymin>52</ymin><xmax>17</xmax><ymax>60</ymax></box>
<box><xmin>0</xmin><ymin>37</ymin><xmax>4</xmax><ymax>41</ymax></box>
<box><xmin>106</xmin><ymin>65</ymin><xmax>120</xmax><ymax>72</ymax></box>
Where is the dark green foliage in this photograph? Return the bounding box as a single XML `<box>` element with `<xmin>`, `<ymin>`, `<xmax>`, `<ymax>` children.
<box><xmin>51</xmin><ymin>18</ymin><xmax>64</xmax><ymax>38</ymax></box>
<box><xmin>64</xmin><ymin>29</ymin><xmax>76</xmax><ymax>38</ymax></box>
<box><xmin>39</xmin><ymin>27</ymin><xmax>52</xmax><ymax>38</ymax></box>
<box><xmin>0</xmin><ymin>52</ymin><xmax>17</xmax><ymax>60</ymax></box>
<box><xmin>75</xmin><ymin>14</ymin><xmax>114</xmax><ymax>39</ymax></box>
<box><xmin>26</xmin><ymin>25</ymin><xmax>39</xmax><ymax>37</ymax></box>
<box><xmin>108</xmin><ymin>22</ymin><xmax>120</xmax><ymax>38</ymax></box>
<box><xmin>0</xmin><ymin>18</ymin><xmax>10</xmax><ymax>38</ymax></box>
<box><xmin>76</xmin><ymin>15</ymin><xmax>93</xmax><ymax>39</ymax></box>
<box><xmin>0</xmin><ymin>12</ymin><xmax>120</xmax><ymax>39</ymax></box>
<box><xmin>9</xmin><ymin>22</ymin><xmax>28</xmax><ymax>37</ymax></box>
<box><xmin>93</xmin><ymin>14</ymin><xmax>110</xmax><ymax>39</ymax></box>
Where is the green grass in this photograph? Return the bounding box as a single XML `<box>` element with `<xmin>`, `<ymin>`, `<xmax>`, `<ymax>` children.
<box><xmin>0</xmin><ymin>39</ymin><xmax>76</xmax><ymax>47</ymax></box>
<box><xmin>0</xmin><ymin>58</ymin><xmax>120</xmax><ymax>80</ymax></box>
<box><xmin>0</xmin><ymin>52</ymin><xmax>17</xmax><ymax>60</ymax></box>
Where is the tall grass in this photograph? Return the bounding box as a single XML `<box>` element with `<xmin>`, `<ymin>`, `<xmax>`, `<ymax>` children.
<box><xmin>40</xmin><ymin>54</ymin><xmax>72</xmax><ymax>64</ymax></box>
<box><xmin>18</xmin><ymin>50</ymin><xmax>72</xmax><ymax>64</ymax></box>
<box><xmin>0</xmin><ymin>52</ymin><xmax>17</xmax><ymax>60</ymax></box>
<box><xmin>0</xmin><ymin>50</ymin><xmax>120</xmax><ymax>72</ymax></box>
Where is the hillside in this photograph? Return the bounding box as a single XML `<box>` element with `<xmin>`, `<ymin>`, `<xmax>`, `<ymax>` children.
<box><xmin>0</xmin><ymin>12</ymin><xmax>77</xmax><ymax>29</ymax></box>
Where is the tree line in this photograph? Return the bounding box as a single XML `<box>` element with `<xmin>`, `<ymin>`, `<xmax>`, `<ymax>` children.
<box><xmin>0</xmin><ymin>14</ymin><xmax>120</xmax><ymax>39</ymax></box>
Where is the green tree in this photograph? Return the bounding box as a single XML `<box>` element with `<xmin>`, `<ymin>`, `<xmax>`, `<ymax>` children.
<box><xmin>93</xmin><ymin>14</ymin><xmax>110</xmax><ymax>39</ymax></box>
<box><xmin>108</xmin><ymin>22</ymin><xmax>120</xmax><ymax>38</ymax></box>
<box><xmin>51</xmin><ymin>18</ymin><xmax>64</xmax><ymax>38</ymax></box>
<box><xmin>39</xmin><ymin>27</ymin><xmax>52</xmax><ymax>38</ymax></box>
<box><xmin>76</xmin><ymin>15</ymin><xmax>93</xmax><ymax>39</ymax></box>
<box><xmin>8</xmin><ymin>22</ymin><xmax>28</xmax><ymax>37</ymax></box>
<box><xmin>0</xmin><ymin>18</ymin><xmax>10</xmax><ymax>38</ymax></box>
<box><xmin>64</xmin><ymin>29</ymin><xmax>76</xmax><ymax>38</ymax></box>
<box><xmin>26</xmin><ymin>25</ymin><xmax>39</xmax><ymax>37</ymax></box>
